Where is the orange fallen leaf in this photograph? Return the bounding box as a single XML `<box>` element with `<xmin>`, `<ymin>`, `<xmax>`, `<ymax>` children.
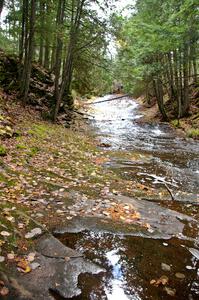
<box><xmin>17</xmin><ymin>259</ymin><xmax>31</xmax><ymax>273</ymax></box>
<box><xmin>150</xmin><ymin>275</ymin><xmax>169</xmax><ymax>287</ymax></box>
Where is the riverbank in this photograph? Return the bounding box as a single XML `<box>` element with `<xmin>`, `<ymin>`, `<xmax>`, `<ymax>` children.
<box><xmin>136</xmin><ymin>94</ymin><xmax>199</xmax><ymax>139</ymax></box>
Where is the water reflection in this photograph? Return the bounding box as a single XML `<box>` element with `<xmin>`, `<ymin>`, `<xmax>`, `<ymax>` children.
<box><xmin>58</xmin><ymin>231</ymin><xmax>199</xmax><ymax>299</ymax></box>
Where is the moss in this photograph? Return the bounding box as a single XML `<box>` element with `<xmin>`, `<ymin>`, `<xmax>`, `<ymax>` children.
<box><xmin>187</xmin><ymin>129</ymin><xmax>199</xmax><ymax>138</ymax></box>
<box><xmin>16</xmin><ymin>143</ymin><xmax>27</xmax><ymax>150</ymax></box>
<box><xmin>0</xmin><ymin>144</ymin><xmax>7</xmax><ymax>156</ymax></box>
<box><xmin>171</xmin><ymin>119</ymin><xmax>180</xmax><ymax>128</ymax></box>
<box><xmin>28</xmin><ymin>146</ymin><xmax>40</xmax><ymax>156</ymax></box>
<box><xmin>28</xmin><ymin>124</ymin><xmax>48</xmax><ymax>138</ymax></box>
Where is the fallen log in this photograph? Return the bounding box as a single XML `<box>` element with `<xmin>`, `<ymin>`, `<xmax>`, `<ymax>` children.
<box><xmin>85</xmin><ymin>94</ymin><xmax>130</xmax><ymax>105</ymax></box>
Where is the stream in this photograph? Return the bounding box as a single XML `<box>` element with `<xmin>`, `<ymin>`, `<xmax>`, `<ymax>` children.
<box><xmin>57</xmin><ymin>95</ymin><xmax>199</xmax><ymax>300</ymax></box>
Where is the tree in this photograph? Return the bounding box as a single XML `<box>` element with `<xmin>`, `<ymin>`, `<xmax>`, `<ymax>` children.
<box><xmin>111</xmin><ymin>0</ymin><xmax>199</xmax><ymax>119</ymax></box>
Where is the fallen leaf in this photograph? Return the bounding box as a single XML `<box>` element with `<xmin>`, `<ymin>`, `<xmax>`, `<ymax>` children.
<box><xmin>0</xmin><ymin>286</ymin><xmax>9</xmax><ymax>296</ymax></box>
<box><xmin>25</xmin><ymin>228</ymin><xmax>42</xmax><ymax>239</ymax></box>
<box><xmin>17</xmin><ymin>259</ymin><xmax>31</xmax><ymax>273</ymax></box>
<box><xmin>150</xmin><ymin>275</ymin><xmax>169</xmax><ymax>286</ymax></box>
<box><xmin>164</xmin><ymin>287</ymin><xmax>176</xmax><ymax>296</ymax></box>
<box><xmin>0</xmin><ymin>231</ymin><xmax>11</xmax><ymax>237</ymax></box>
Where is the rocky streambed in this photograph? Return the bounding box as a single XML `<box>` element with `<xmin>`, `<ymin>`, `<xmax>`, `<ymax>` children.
<box><xmin>1</xmin><ymin>95</ymin><xmax>198</xmax><ymax>299</ymax></box>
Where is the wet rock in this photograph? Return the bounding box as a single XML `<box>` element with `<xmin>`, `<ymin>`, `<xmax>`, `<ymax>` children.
<box><xmin>51</xmin><ymin>257</ymin><xmax>105</xmax><ymax>299</ymax></box>
<box><xmin>36</xmin><ymin>234</ymin><xmax>82</xmax><ymax>259</ymax></box>
<box><xmin>7</xmin><ymin>234</ymin><xmax>105</xmax><ymax>299</ymax></box>
<box><xmin>113</xmin><ymin>195</ymin><xmax>197</xmax><ymax>239</ymax></box>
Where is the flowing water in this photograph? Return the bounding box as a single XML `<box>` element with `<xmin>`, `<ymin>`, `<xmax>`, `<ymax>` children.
<box><xmin>58</xmin><ymin>95</ymin><xmax>199</xmax><ymax>299</ymax></box>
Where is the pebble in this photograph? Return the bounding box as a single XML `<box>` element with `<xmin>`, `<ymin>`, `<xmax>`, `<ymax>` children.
<box><xmin>161</xmin><ymin>263</ymin><xmax>171</xmax><ymax>272</ymax></box>
<box><xmin>27</xmin><ymin>252</ymin><xmax>36</xmax><ymax>262</ymax></box>
<box><xmin>103</xmin><ymin>211</ymin><xmax>110</xmax><ymax>216</ymax></box>
<box><xmin>56</xmin><ymin>209</ymin><xmax>64</xmax><ymax>214</ymax></box>
<box><xmin>36</xmin><ymin>213</ymin><xmax>44</xmax><ymax>218</ymax></box>
<box><xmin>164</xmin><ymin>287</ymin><xmax>176</xmax><ymax>296</ymax></box>
<box><xmin>0</xmin><ymin>256</ymin><xmax>5</xmax><ymax>262</ymax></box>
<box><xmin>0</xmin><ymin>231</ymin><xmax>11</xmax><ymax>237</ymax></box>
<box><xmin>25</xmin><ymin>228</ymin><xmax>42</xmax><ymax>239</ymax></box>
<box><xmin>175</xmin><ymin>272</ymin><xmax>185</xmax><ymax>279</ymax></box>
<box><xmin>30</xmin><ymin>262</ymin><xmax>41</xmax><ymax>270</ymax></box>
<box><xmin>7</xmin><ymin>253</ymin><xmax>15</xmax><ymax>260</ymax></box>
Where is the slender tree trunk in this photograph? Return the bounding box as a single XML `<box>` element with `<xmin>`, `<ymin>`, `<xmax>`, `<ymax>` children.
<box><xmin>167</xmin><ymin>52</ymin><xmax>175</xmax><ymax>101</ymax></box>
<box><xmin>153</xmin><ymin>78</ymin><xmax>169</xmax><ymax>121</ymax></box>
<box><xmin>182</xmin><ymin>43</ymin><xmax>189</xmax><ymax>116</ymax></box>
<box><xmin>178</xmin><ymin>50</ymin><xmax>183</xmax><ymax>118</ymax></box>
<box><xmin>19</xmin><ymin>0</ymin><xmax>28</xmax><ymax>61</ymax></box>
<box><xmin>44</xmin><ymin>2</ymin><xmax>50</xmax><ymax>69</ymax></box>
<box><xmin>54</xmin><ymin>0</ymin><xmax>65</xmax><ymax>100</ymax></box>
<box><xmin>173</xmin><ymin>50</ymin><xmax>180</xmax><ymax>118</ymax></box>
<box><xmin>0</xmin><ymin>0</ymin><xmax>4</xmax><ymax>16</ymax></box>
<box><xmin>192</xmin><ymin>44</ymin><xmax>198</xmax><ymax>84</ymax></box>
<box><xmin>20</xmin><ymin>0</ymin><xmax>36</xmax><ymax>104</ymax></box>
<box><xmin>39</xmin><ymin>0</ymin><xmax>45</xmax><ymax>65</ymax></box>
<box><xmin>54</xmin><ymin>42</ymin><xmax>73</xmax><ymax>121</ymax></box>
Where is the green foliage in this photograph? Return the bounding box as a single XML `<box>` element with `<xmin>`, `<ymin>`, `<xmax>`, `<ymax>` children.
<box><xmin>0</xmin><ymin>144</ymin><xmax>7</xmax><ymax>156</ymax></box>
<box><xmin>171</xmin><ymin>120</ymin><xmax>180</xmax><ymax>128</ymax></box>
<box><xmin>111</xmin><ymin>0</ymin><xmax>198</xmax><ymax>102</ymax></box>
<box><xmin>187</xmin><ymin>128</ymin><xmax>199</xmax><ymax>138</ymax></box>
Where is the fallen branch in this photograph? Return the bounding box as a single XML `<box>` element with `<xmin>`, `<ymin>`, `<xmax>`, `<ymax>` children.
<box><xmin>164</xmin><ymin>183</ymin><xmax>175</xmax><ymax>201</ymax></box>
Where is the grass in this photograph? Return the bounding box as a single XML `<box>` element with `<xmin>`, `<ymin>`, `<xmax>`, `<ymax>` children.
<box><xmin>0</xmin><ymin>144</ymin><xmax>7</xmax><ymax>156</ymax></box>
<box><xmin>171</xmin><ymin>119</ymin><xmax>180</xmax><ymax>128</ymax></box>
<box><xmin>187</xmin><ymin>128</ymin><xmax>199</xmax><ymax>138</ymax></box>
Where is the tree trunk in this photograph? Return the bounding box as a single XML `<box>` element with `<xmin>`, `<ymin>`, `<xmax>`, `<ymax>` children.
<box><xmin>0</xmin><ymin>0</ymin><xmax>4</xmax><ymax>16</ymax></box>
<box><xmin>53</xmin><ymin>0</ymin><xmax>86</xmax><ymax>121</ymax></box>
<box><xmin>20</xmin><ymin>0</ymin><xmax>36</xmax><ymax>104</ymax></box>
<box><xmin>192</xmin><ymin>44</ymin><xmax>198</xmax><ymax>84</ymax></box>
<box><xmin>39</xmin><ymin>0</ymin><xmax>45</xmax><ymax>65</ymax></box>
<box><xmin>54</xmin><ymin>0</ymin><xmax>65</xmax><ymax>100</ymax></box>
<box><xmin>153</xmin><ymin>79</ymin><xmax>169</xmax><ymax>121</ymax></box>
<box><xmin>173</xmin><ymin>50</ymin><xmax>180</xmax><ymax>118</ymax></box>
<box><xmin>44</xmin><ymin>2</ymin><xmax>50</xmax><ymax>69</ymax></box>
<box><xmin>182</xmin><ymin>43</ymin><xmax>189</xmax><ymax>116</ymax></box>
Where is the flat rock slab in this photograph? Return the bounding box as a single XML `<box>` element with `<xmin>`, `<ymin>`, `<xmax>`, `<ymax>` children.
<box><xmin>54</xmin><ymin>195</ymin><xmax>198</xmax><ymax>240</ymax></box>
<box><xmin>36</xmin><ymin>234</ymin><xmax>82</xmax><ymax>259</ymax></box>
<box><xmin>3</xmin><ymin>234</ymin><xmax>104</xmax><ymax>300</ymax></box>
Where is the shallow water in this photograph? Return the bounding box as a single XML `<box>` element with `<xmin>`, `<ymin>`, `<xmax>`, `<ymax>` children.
<box><xmin>89</xmin><ymin>95</ymin><xmax>199</xmax><ymax>196</ymax></box>
<box><xmin>58</xmin><ymin>95</ymin><xmax>199</xmax><ymax>299</ymax></box>
<box><xmin>58</xmin><ymin>231</ymin><xmax>199</xmax><ymax>300</ymax></box>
